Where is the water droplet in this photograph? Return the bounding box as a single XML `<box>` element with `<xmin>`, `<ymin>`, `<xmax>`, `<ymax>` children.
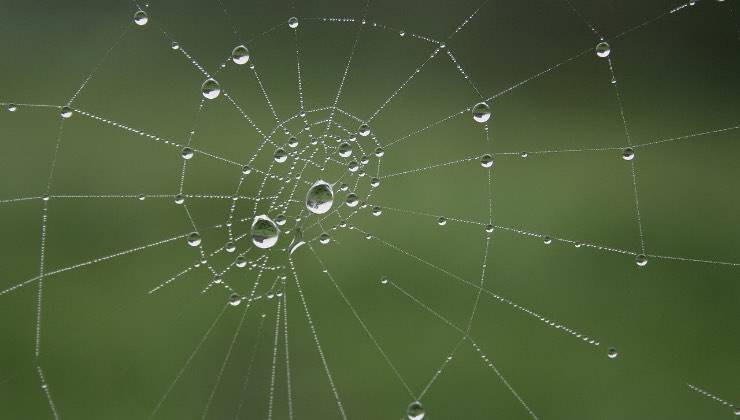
<box><xmin>274</xmin><ymin>148</ymin><xmax>288</xmax><ymax>163</ymax></box>
<box><xmin>305</xmin><ymin>180</ymin><xmax>334</xmax><ymax>214</ymax></box>
<box><xmin>520</xmin><ymin>151</ymin><xmax>529</xmax><ymax>158</ymax></box>
<box><xmin>345</xmin><ymin>193</ymin><xmax>359</xmax><ymax>207</ymax></box>
<box><xmin>370</xmin><ymin>177</ymin><xmax>380</xmax><ymax>188</ymax></box>
<box><xmin>231</xmin><ymin>44</ymin><xmax>250</xmax><ymax>65</ymax></box>
<box><xmin>406</xmin><ymin>401</ymin><xmax>425</xmax><ymax>420</ymax></box>
<box><xmin>187</xmin><ymin>232</ymin><xmax>201</xmax><ymax>247</ymax></box>
<box><xmin>375</xmin><ymin>147</ymin><xmax>385</xmax><ymax>157</ymax></box>
<box><xmin>481</xmin><ymin>154</ymin><xmax>493</xmax><ymax>168</ymax></box>
<box><xmin>372</xmin><ymin>206</ymin><xmax>382</xmax><ymax>216</ymax></box>
<box><xmin>319</xmin><ymin>233</ymin><xmax>331</xmax><ymax>244</ymax></box>
<box><xmin>171</xmin><ymin>41</ymin><xmax>179</xmax><ymax>50</ymax></box>
<box><xmin>360</xmin><ymin>156</ymin><xmax>370</xmax><ymax>165</ymax></box>
<box><xmin>622</xmin><ymin>148</ymin><xmax>635</xmax><ymax>161</ymax></box>
<box><xmin>543</xmin><ymin>236</ymin><xmax>552</xmax><ymax>245</ymax></box>
<box><xmin>288</xmin><ymin>17</ymin><xmax>299</xmax><ymax>29</ymax></box>
<box><xmin>235</xmin><ymin>256</ymin><xmax>247</xmax><ymax>268</ymax></box>
<box><xmin>138</xmin><ymin>194</ymin><xmax>146</xmax><ymax>201</ymax></box>
<box><xmin>339</xmin><ymin>183</ymin><xmax>349</xmax><ymax>192</ymax></box>
<box><xmin>288</xmin><ymin>228</ymin><xmax>305</xmax><ymax>255</ymax></box>
<box><xmin>437</xmin><ymin>217</ymin><xmax>447</xmax><ymax>226</ymax></box>
<box><xmin>607</xmin><ymin>347</ymin><xmax>618</xmax><ymax>359</ymax></box>
<box><xmin>7</xmin><ymin>103</ymin><xmax>17</xmax><ymax>112</ymax></box>
<box><xmin>201</xmin><ymin>78</ymin><xmax>221</xmax><ymax>100</ymax></box>
<box><xmin>472</xmin><ymin>102</ymin><xmax>491</xmax><ymax>123</ymax></box>
<box><xmin>133</xmin><ymin>10</ymin><xmax>148</xmax><ymax>26</ymax></box>
<box><xmin>338</xmin><ymin>142</ymin><xmax>352</xmax><ymax>157</ymax></box>
<box><xmin>42</xmin><ymin>194</ymin><xmax>50</xmax><ymax>201</ymax></box>
<box><xmin>225</xmin><ymin>242</ymin><xmax>236</xmax><ymax>253</ymax></box>
<box><xmin>358</xmin><ymin>123</ymin><xmax>370</xmax><ymax>137</ymax></box>
<box><xmin>596</xmin><ymin>41</ymin><xmax>611</xmax><ymax>58</ymax></box>
<box><xmin>635</xmin><ymin>254</ymin><xmax>648</xmax><ymax>267</ymax></box>
<box><xmin>288</xmin><ymin>136</ymin><xmax>298</xmax><ymax>148</ymax></box>
<box><xmin>213</xmin><ymin>276</ymin><xmax>223</xmax><ymax>284</ymax></box>
<box><xmin>251</xmin><ymin>215</ymin><xmax>280</xmax><ymax>249</ymax></box>
<box><xmin>348</xmin><ymin>161</ymin><xmax>359</xmax><ymax>172</ymax></box>
<box><xmin>485</xmin><ymin>224</ymin><xmax>494</xmax><ymax>233</ymax></box>
<box><xmin>229</xmin><ymin>293</ymin><xmax>242</xmax><ymax>306</ymax></box>
<box><xmin>181</xmin><ymin>147</ymin><xmax>194</xmax><ymax>160</ymax></box>
<box><xmin>380</xmin><ymin>276</ymin><xmax>388</xmax><ymax>284</ymax></box>
<box><xmin>60</xmin><ymin>106</ymin><xmax>73</xmax><ymax>119</ymax></box>
<box><xmin>174</xmin><ymin>194</ymin><xmax>184</xmax><ymax>204</ymax></box>
<box><xmin>399</xmin><ymin>30</ymin><xmax>406</xmax><ymax>37</ymax></box>
<box><xmin>242</xmin><ymin>165</ymin><xmax>252</xmax><ymax>175</ymax></box>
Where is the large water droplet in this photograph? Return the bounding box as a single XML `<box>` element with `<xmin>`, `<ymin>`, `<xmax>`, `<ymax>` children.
<box><xmin>231</xmin><ymin>45</ymin><xmax>250</xmax><ymax>65</ymax></box>
<box><xmin>187</xmin><ymin>232</ymin><xmax>201</xmax><ymax>247</ymax></box>
<box><xmin>181</xmin><ymin>147</ymin><xmax>194</xmax><ymax>160</ymax></box>
<box><xmin>288</xmin><ymin>17</ymin><xmax>299</xmax><ymax>29</ymax></box>
<box><xmin>201</xmin><ymin>78</ymin><xmax>221</xmax><ymax>100</ymax></box>
<box><xmin>358</xmin><ymin>123</ymin><xmax>371</xmax><ymax>137</ymax></box>
<box><xmin>60</xmin><ymin>106</ymin><xmax>73</xmax><ymax>119</ymax></box>
<box><xmin>229</xmin><ymin>293</ymin><xmax>242</xmax><ymax>306</ymax></box>
<box><xmin>596</xmin><ymin>41</ymin><xmax>611</xmax><ymax>58</ymax></box>
<box><xmin>338</xmin><ymin>142</ymin><xmax>352</xmax><ymax>157</ymax></box>
<box><xmin>134</xmin><ymin>10</ymin><xmax>149</xmax><ymax>26</ymax></box>
<box><xmin>251</xmin><ymin>215</ymin><xmax>280</xmax><ymax>249</ymax></box>
<box><xmin>274</xmin><ymin>148</ymin><xmax>288</xmax><ymax>163</ymax></box>
<box><xmin>406</xmin><ymin>401</ymin><xmax>425</xmax><ymax>420</ymax></box>
<box><xmin>472</xmin><ymin>102</ymin><xmax>491</xmax><ymax>123</ymax></box>
<box><xmin>305</xmin><ymin>180</ymin><xmax>334</xmax><ymax>214</ymax></box>
<box><xmin>622</xmin><ymin>148</ymin><xmax>635</xmax><ymax>161</ymax></box>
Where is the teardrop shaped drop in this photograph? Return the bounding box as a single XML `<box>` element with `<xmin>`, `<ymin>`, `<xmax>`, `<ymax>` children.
<box><xmin>305</xmin><ymin>180</ymin><xmax>334</xmax><ymax>214</ymax></box>
<box><xmin>251</xmin><ymin>215</ymin><xmax>280</xmax><ymax>249</ymax></box>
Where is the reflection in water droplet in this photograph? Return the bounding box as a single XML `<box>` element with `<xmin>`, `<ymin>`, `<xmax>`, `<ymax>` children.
<box><xmin>134</xmin><ymin>10</ymin><xmax>148</xmax><ymax>26</ymax></box>
<box><xmin>231</xmin><ymin>45</ymin><xmax>250</xmax><ymax>65</ymax></box>
<box><xmin>305</xmin><ymin>180</ymin><xmax>334</xmax><ymax>214</ymax></box>
<box><xmin>251</xmin><ymin>215</ymin><xmax>280</xmax><ymax>249</ymax></box>
<box><xmin>596</xmin><ymin>41</ymin><xmax>611</xmax><ymax>58</ymax></box>
<box><xmin>472</xmin><ymin>102</ymin><xmax>491</xmax><ymax>123</ymax></box>
<box><xmin>319</xmin><ymin>233</ymin><xmax>331</xmax><ymax>245</ymax></box>
<box><xmin>406</xmin><ymin>401</ymin><xmax>425</xmax><ymax>420</ymax></box>
<box><xmin>622</xmin><ymin>148</ymin><xmax>635</xmax><ymax>161</ymax></box>
<box><xmin>288</xmin><ymin>228</ymin><xmax>305</xmax><ymax>255</ymax></box>
<box><xmin>187</xmin><ymin>232</ymin><xmax>201</xmax><ymax>247</ymax></box>
<box><xmin>607</xmin><ymin>347</ymin><xmax>618</xmax><ymax>359</ymax></box>
<box><xmin>635</xmin><ymin>254</ymin><xmax>648</xmax><ymax>267</ymax></box>
<box><xmin>288</xmin><ymin>17</ymin><xmax>299</xmax><ymax>29</ymax></box>
<box><xmin>201</xmin><ymin>78</ymin><xmax>221</xmax><ymax>99</ymax></box>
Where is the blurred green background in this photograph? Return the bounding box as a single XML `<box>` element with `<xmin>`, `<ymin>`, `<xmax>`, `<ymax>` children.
<box><xmin>1</xmin><ymin>0</ymin><xmax>739</xmax><ymax>419</ymax></box>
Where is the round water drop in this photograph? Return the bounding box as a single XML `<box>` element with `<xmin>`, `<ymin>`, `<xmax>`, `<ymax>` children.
<box><xmin>520</xmin><ymin>151</ymin><xmax>529</xmax><ymax>158</ymax></box>
<box><xmin>319</xmin><ymin>233</ymin><xmax>331</xmax><ymax>245</ymax></box>
<box><xmin>485</xmin><ymin>224</ymin><xmax>494</xmax><ymax>233</ymax></box>
<box><xmin>274</xmin><ymin>148</ymin><xmax>288</xmax><ymax>163</ymax></box>
<box><xmin>372</xmin><ymin>206</ymin><xmax>382</xmax><ymax>216</ymax></box>
<box><xmin>375</xmin><ymin>147</ymin><xmax>385</xmax><ymax>157</ymax></box>
<box><xmin>42</xmin><ymin>194</ymin><xmax>50</xmax><ymax>202</ymax></box>
<box><xmin>60</xmin><ymin>106</ymin><xmax>73</xmax><ymax>119</ymax></box>
<box><xmin>171</xmin><ymin>41</ymin><xmax>180</xmax><ymax>50</ymax></box>
<box><xmin>242</xmin><ymin>165</ymin><xmax>252</xmax><ymax>175</ymax></box>
<box><xmin>596</xmin><ymin>41</ymin><xmax>611</xmax><ymax>58</ymax></box>
<box><xmin>380</xmin><ymin>276</ymin><xmax>388</xmax><ymax>284</ymax></box>
<box><xmin>201</xmin><ymin>78</ymin><xmax>221</xmax><ymax>100</ymax></box>
<box><xmin>275</xmin><ymin>214</ymin><xmax>287</xmax><ymax>226</ymax></box>
<box><xmin>437</xmin><ymin>217</ymin><xmax>447</xmax><ymax>226</ymax></box>
<box><xmin>138</xmin><ymin>194</ymin><xmax>146</xmax><ymax>201</ymax></box>
<box><xmin>406</xmin><ymin>401</ymin><xmax>425</xmax><ymax>420</ymax></box>
<box><xmin>370</xmin><ymin>177</ymin><xmax>380</xmax><ymax>188</ymax></box>
<box><xmin>225</xmin><ymin>242</ymin><xmax>236</xmax><ymax>253</ymax></box>
<box><xmin>622</xmin><ymin>148</ymin><xmax>635</xmax><ymax>161</ymax></box>
<box><xmin>235</xmin><ymin>256</ymin><xmax>247</xmax><ymax>268</ymax></box>
<box><xmin>134</xmin><ymin>10</ymin><xmax>148</xmax><ymax>26</ymax></box>
<box><xmin>734</xmin><ymin>407</ymin><xmax>740</xmax><ymax>416</ymax></box>
<box><xmin>288</xmin><ymin>17</ymin><xmax>299</xmax><ymax>28</ymax></box>
<box><xmin>481</xmin><ymin>154</ymin><xmax>493</xmax><ymax>168</ymax></box>
<box><xmin>181</xmin><ymin>147</ymin><xmax>194</xmax><ymax>160</ymax></box>
<box><xmin>348</xmin><ymin>161</ymin><xmax>359</xmax><ymax>172</ymax></box>
<box><xmin>228</xmin><ymin>293</ymin><xmax>242</xmax><ymax>306</ymax></box>
<box><xmin>360</xmin><ymin>156</ymin><xmax>370</xmax><ymax>165</ymax></box>
<box><xmin>399</xmin><ymin>30</ymin><xmax>406</xmax><ymax>37</ymax></box>
<box><xmin>174</xmin><ymin>194</ymin><xmax>184</xmax><ymax>204</ymax></box>
<box><xmin>187</xmin><ymin>232</ymin><xmax>201</xmax><ymax>247</ymax></box>
<box><xmin>338</xmin><ymin>142</ymin><xmax>352</xmax><ymax>157</ymax></box>
<box><xmin>7</xmin><ymin>103</ymin><xmax>17</xmax><ymax>112</ymax></box>
<box><xmin>635</xmin><ymin>254</ymin><xmax>648</xmax><ymax>267</ymax></box>
<box><xmin>288</xmin><ymin>136</ymin><xmax>298</xmax><ymax>148</ymax></box>
<box><xmin>543</xmin><ymin>236</ymin><xmax>552</xmax><ymax>245</ymax></box>
<box><xmin>305</xmin><ymin>180</ymin><xmax>334</xmax><ymax>214</ymax></box>
<box><xmin>346</xmin><ymin>193</ymin><xmax>359</xmax><ymax>207</ymax></box>
<box><xmin>607</xmin><ymin>347</ymin><xmax>618</xmax><ymax>359</ymax></box>
<box><xmin>472</xmin><ymin>102</ymin><xmax>491</xmax><ymax>123</ymax></box>
<box><xmin>251</xmin><ymin>215</ymin><xmax>280</xmax><ymax>249</ymax></box>
<box><xmin>231</xmin><ymin>44</ymin><xmax>250</xmax><ymax>65</ymax></box>
<box><xmin>358</xmin><ymin>123</ymin><xmax>371</xmax><ymax>137</ymax></box>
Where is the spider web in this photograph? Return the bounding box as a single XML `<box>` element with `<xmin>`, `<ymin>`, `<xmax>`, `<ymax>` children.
<box><xmin>1</xmin><ymin>0</ymin><xmax>739</xmax><ymax>418</ymax></box>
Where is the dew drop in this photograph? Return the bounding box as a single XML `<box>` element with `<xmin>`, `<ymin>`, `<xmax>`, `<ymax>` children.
<box><xmin>60</xmin><ymin>106</ymin><xmax>73</xmax><ymax>119</ymax></box>
<box><xmin>543</xmin><ymin>236</ymin><xmax>552</xmax><ymax>245</ymax></box>
<box><xmin>187</xmin><ymin>232</ymin><xmax>202</xmax><ymax>247</ymax></box>
<box><xmin>288</xmin><ymin>17</ymin><xmax>299</xmax><ymax>29</ymax></box>
<box><xmin>348</xmin><ymin>161</ymin><xmax>359</xmax><ymax>172</ymax></box>
<box><xmin>235</xmin><ymin>256</ymin><xmax>247</xmax><ymax>268</ymax></box>
<box><xmin>635</xmin><ymin>254</ymin><xmax>648</xmax><ymax>267</ymax></box>
<box><xmin>138</xmin><ymin>194</ymin><xmax>146</xmax><ymax>201</ymax></box>
<box><xmin>171</xmin><ymin>41</ymin><xmax>180</xmax><ymax>50</ymax></box>
<box><xmin>181</xmin><ymin>147</ymin><xmax>194</xmax><ymax>160</ymax></box>
<box><xmin>520</xmin><ymin>151</ymin><xmax>529</xmax><ymax>158</ymax></box>
<box><xmin>305</xmin><ymin>180</ymin><xmax>334</xmax><ymax>214</ymax></box>
<box><xmin>607</xmin><ymin>347</ymin><xmax>618</xmax><ymax>359</ymax></box>
<box><xmin>231</xmin><ymin>44</ymin><xmax>250</xmax><ymax>65</ymax></box>
<box><xmin>481</xmin><ymin>154</ymin><xmax>493</xmax><ymax>168</ymax></box>
<box><xmin>274</xmin><ymin>148</ymin><xmax>288</xmax><ymax>163</ymax></box>
<box><xmin>251</xmin><ymin>215</ymin><xmax>280</xmax><ymax>249</ymax></box>
<box><xmin>201</xmin><ymin>78</ymin><xmax>221</xmax><ymax>100</ymax></box>
<box><xmin>406</xmin><ymin>401</ymin><xmax>425</xmax><ymax>420</ymax></box>
<box><xmin>370</xmin><ymin>177</ymin><xmax>380</xmax><ymax>188</ymax></box>
<box><xmin>133</xmin><ymin>10</ymin><xmax>148</xmax><ymax>26</ymax></box>
<box><xmin>375</xmin><ymin>147</ymin><xmax>385</xmax><ymax>157</ymax></box>
<box><xmin>225</xmin><ymin>242</ymin><xmax>236</xmax><ymax>253</ymax></box>
<box><xmin>622</xmin><ymin>148</ymin><xmax>635</xmax><ymax>161</ymax></box>
<box><xmin>7</xmin><ymin>103</ymin><xmax>17</xmax><ymax>112</ymax></box>
<box><xmin>485</xmin><ymin>224</ymin><xmax>494</xmax><ymax>233</ymax></box>
<box><xmin>358</xmin><ymin>123</ymin><xmax>371</xmax><ymax>137</ymax></box>
<box><xmin>338</xmin><ymin>142</ymin><xmax>352</xmax><ymax>157</ymax></box>
<box><xmin>345</xmin><ymin>193</ymin><xmax>359</xmax><ymax>207</ymax></box>
<box><xmin>288</xmin><ymin>227</ymin><xmax>305</xmax><ymax>255</ymax></box>
<box><xmin>242</xmin><ymin>165</ymin><xmax>252</xmax><ymax>175</ymax></box>
<box><xmin>228</xmin><ymin>293</ymin><xmax>242</xmax><ymax>306</ymax></box>
<box><xmin>472</xmin><ymin>102</ymin><xmax>491</xmax><ymax>123</ymax></box>
<box><xmin>372</xmin><ymin>206</ymin><xmax>382</xmax><ymax>216</ymax></box>
<box><xmin>437</xmin><ymin>217</ymin><xmax>447</xmax><ymax>226</ymax></box>
<box><xmin>319</xmin><ymin>233</ymin><xmax>331</xmax><ymax>245</ymax></box>
<box><xmin>596</xmin><ymin>41</ymin><xmax>611</xmax><ymax>58</ymax></box>
<box><xmin>380</xmin><ymin>276</ymin><xmax>388</xmax><ymax>284</ymax></box>
<box><xmin>174</xmin><ymin>194</ymin><xmax>184</xmax><ymax>204</ymax></box>
<box><xmin>42</xmin><ymin>194</ymin><xmax>50</xmax><ymax>201</ymax></box>
<box><xmin>288</xmin><ymin>136</ymin><xmax>298</xmax><ymax>148</ymax></box>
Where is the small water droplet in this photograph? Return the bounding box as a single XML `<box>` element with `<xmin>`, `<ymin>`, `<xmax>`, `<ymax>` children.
<box><xmin>607</xmin><ymin>347</ymin><xmax>618</xmax><ymax>359</ymax></box>
<box><xmin>133</xmin><ymin>10</ymin><xmax>148</xmax><ymax>26</ymax></box>
<box><xmin>229</xmin><ymin>293</ymin><xmax>242</xmax><ymax>306</ymax></box>
<box><xmin>305</xmin><ymin>180</ymin><xmax>334</xmax><ymax>214</ymax></box>
<box><xmin>138</xmin><ymin>194</ymin><xmax>146</xmax><ymax>201</ymax></box>
<box><xmin>520</xmin><ymin>151</ymin><xmax>529</xmax><ymax>158</ymax></box>
<box><xmin>338</xmin><ymin>142</ymin><xmax>352</xmax><ymax>157</ymax></box>
<box><xmin>181</xmin><ymin>147</ymin><xmax>194</xmax><ymax>160</ymax></box>
<box><xmin>242</xmin><ymin>165</ymin><xmax>252</xmax><ymax>175</ymax></box>
<box><xmin>472</xmin><ymin>102</ymin><xmax>491</xmax><ymax>123</ymax></box>
<box><xmin>288</xmin><ymin>136</ymin><xmax>298</xmax><ymax>148</ymax></box>
<box><xmin>358</xmin><ymin>123</ymin><xmax>370</xmax><ymax>137</ymax></box>
<box><xmin>288</xmin><ymin>228</ymin><xmax>305</xmax><ymax>255</ymax></box>
<box><xmin>485</xmin><ymin>224</ymin><xmax>494</xmax><ymax>233</ymax></box>
<box><xmin>437</xmin><ymin>217</ymin><xmax>447</xmax><ymax>226</ymax></box>
<box><xmin>345</xmin><ymin>193</ymin><xmax>359</xmax><ymax>207</ymax></box>
<box><xmin>231</xmin><ymin>44</ymin><xmax>250</xmax><ymax>65</ymax></box>
<box><xmin>60</xmin><ymin>106</ymin><xmax>73</xmax><ymax>119</ymax></box>
<box><xmin>596</xmin><ymin>41</ymin><xmax>611</xmax><ymax>58</ymax></box>
<box><xmin>201</xmin><ymin>78</ymin><xmax>221</xmax><ymax>100</ymax></box>
<box><xmin>370</xmin><ymin>177</ymin><xmax>380</xmax><ymax>188</ymax></box>
<box><xmin>7</xmin><ymin>103</ymin><xmax>17</xmax><ymax>112</ymax></box>
<box><xmin>274</xmin><ymin>148</ymin><xmax>288</xmax><ymax>163</ymax></box>
<box><xmin>319</xmin><ymin>233</ymin><xmax>331</xmax><ymax>244</ymax></box>
<box><xmin>406</xmin><ymin>401</ymin><xmax>425</xmax><ymax>420</ymax></box>
<box><xmin>187</xmin><ymin>232</ymin><xmax>202</xmax><ymax>247</ymax></box>
<box><xmin>380</xmin><ymin>276</ymin><xmax>388</xmax><ymax>284</ymax></box>
<box><xmin>235</xmin><ymin>256</ymin><xmax>247</xmax><ymax>268</ymax></box>
<box><xmin>622</xmin><ymin>148</ymin><xmax>635</xmax><ymax>161</ymax></box>
<box><xmin>171</xmin><ymin>41</ymin><xmax>180</xmax><ymax>50</ymax></box>
<box><xmin>375</xmin><ymin>147</ymin><xmax>385</xmax><ymax>157</ymax></box>
<box><xmin>543</xmin><ymin>236</ymin><xmax>552</xmax><ymax>245</ymax></box>
<box><xmin>372</xmin><ymin>206</ymin><xmax>382</xmax><ymax>216</ymax></box>
<box><xmin>174</xmin><ymin>194</ymin><xmax>184</xmax><ymax>204</ymax></box>
<box><xmin>225</xmin><ymin>242</ymin><xmax>236</xmax><ymax>253</ymax></box>
<box><xmin>635</xmin><ymin>254</ymin><xmax>648</xmax><ymax>267</ymax></box>
<box><xmin>251</xmin><ymin>215</ymin><xmax>280</xmax><ymax>249</ymax></box>
<box><xmin>288</xmin><ymin>17</ymin><xmax>299</xmax><ymax>29</ymax></box>
<box><xmin>481</xmin><ymin>154</ymin><xmax>493</xmax><ymax>168</ymax></box>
